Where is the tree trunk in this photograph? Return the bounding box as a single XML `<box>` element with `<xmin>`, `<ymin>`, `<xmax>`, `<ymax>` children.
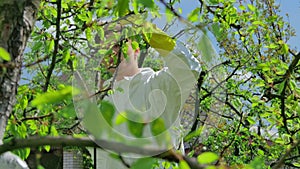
<box><xmin>0</xmin><ymin>0</ymin><xmax>40</xmax><ymax>142</ymax></box>
<box><xmin>0</xmin><ymin>1</ymin><xmax>40</xmax><ymax>168</ymax></box>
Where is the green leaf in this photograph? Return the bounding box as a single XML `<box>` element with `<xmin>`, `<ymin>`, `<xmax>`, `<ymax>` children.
<box><xmin>61</xmin><ymin>104</ymin><xmax>76</xmax><ymax>118</ymax></box>
<box><xmin>239</xmin><ymin>5</ymin><xmax>246</xmax><ymax>10</ymax></box>
<box><xmin>252</xmin><ymin>21</ymin><xmax>263</xmax><ymax>26</ymax></box>
<box><xmin>46</xmin><ymin>39</ymin><xmax>54</xmax><ymax>53</ymax></box>
<box><xmin>100</xmin><ymin>101</ymin><xmax>115</xmax><ymax>126</ymax></box>
<box><xmin>32</xmin><ymin>41</ymin><xmax>43</xmax><ymax>51</ymax></box>
<box><xmin>78</xmin><ymin>13</ymin><xmax>89</xmax><ymax>21</ymax></box>
<box><xmin>165</xmin><ymin>8</ymin><xmax>174</xmax><ymax>23</ymax></box>
<box><xmin>197</xmin><ymin>152</ymin><xmax>219</xmax><ymax>164</ymax></box>
<box><xmin>248</xmin><ymin>157</ymin><xmax>265</xmax><ymax>169</ymax></box>
<box><xmin>211</xmin><ymin>23</ymin><xmax>225</xmax><ymax>41</ymax></box>
<box><xmin>115</xmin><ymin>112</ymin><xmax>128</xmax><ymax>125</ymax></box>
<box><xmin>232</xmin><ymin>99</ymin><xmax>242</xmax><ymax>108</ymax></box>
<box><xmin>290</xmin><ymin>80</ymin><xmax>296</xmax><ymax>90</ymax></box>
<box><xmin>188</xmin><ymin>8</ymin><xmax>200</xmax><ymax>22</ymax></box>
<box><xmin>130</xmin><ymin>157</ymin><xmax>156</xmax><ymax>169</ymax></box>
<box><xmin>63</xmin><ymin>49</ymin><xmax>71</xmax><ymax>63</ymax></box>
<box><xmin>44</xmin><ymin>145</ymin><xmax>50</xmax><ymax>152</ymax></box>
<box><xmin>117</xmin><ymin>0</ymin><xmax>129</xmax><ymax>16</ymax></box>
<box><xmin>247</xmin><ymin>4</ymin><xmax>256</xmax><ymax>12</ymax></box>
<box><xmin>37</xmin><ymin>165</ymin><xmax>45</xmax><ymax>169</ymax></box>
<box><xmin>197</xmin><ymin>34</ymin><xmax>217</xmax><ymax>64</ymax></box>
<box><xmin>26</xmin><ymin>120</ymin><xmax>37</xmax><ymax>131</ymax></box>
<box><xmin>282</xmin><ymin>43</ymin><xmax>289</xmax><ymax>54</ymax></box>
<box><xmin>31</xmin><ymin>86</ymin><xmax>76</xmax><ymax>106</ymax></box>
<box><xmin>0</xmin><ymin>47</ymin><xmax>11</xmax><ymax>61</ymax></box>
<box><xmin>122</xmin><ymin>43</ymin><xmax>129</xmax><ymax>59</ymax></box>
<box><xmin>150</xmin><ymin>118</ymin><xmax>166</xmax><ymax>136</ymax></box>
<box><xmin>131</xmin><ymin>41</ymin><xmax>139</xmax><ymax>50</ymax></box>
<box><xmin>247</xmin><ymin>117</ymin><xmax>256</xmax><ymax>125</ymax></box>
<box><xmin>85</xmin><ymin>27</ymin><xmax>92</xmax><ymax>43</ymax></box>
<box><xmin>15</xmin><ymin>148</ymin><xmax>30</xmax><ymax>160</ymax></box>
<box><xmin>20</xmin><ymin>96</ymin><xmax>28</xmax><ymax>110</ymax></box>
<box><xmin>137</xmin><ymin>0</ymin><xmax>155</xmax><ymax>8</ymax></box>
<box><xmin>50</xmin><ymin>126</ymin><xmax>58</xmax><ymax>136</ymax></box>
<box><xmin>277</xmin><ymin>81</ymin><xmax>286</xmax><ymax>93</ymax></box>
<box><xmin>132</xmin><ymin>0</ymin><xmax>139</xmax><ymax>13</ymax></box>
<box><xmin>128</xmin><ymin>120</ymin><xmax>144</xmax><ymax>138</ymax></box>
<box><xmin>293</xmin><ymin>163</ymin><xmax>300</xmax><ymax>167</ymax></box>
<box><xmin>184</xmin><ymin>126</ymin><xmax>204</xmax><ymax>142</ymax></box>
<box><xmin>179</xmin><ymin>160</ymin><xmax>191</xmax><ymax>169</ymax></box>
<box><xmin>144</xmin><ymin>32</ymin><xmax>176</xmax><ymax>56</ymax></box>
<box><xmin>265</xmin><ymin>43</ymin><xmax>278</xmax><ymax>49</ymax></box>
<box><xmin>257</xmin><ymin>149</ymin><xmax>264</xmax><ymax>156</ymax></box>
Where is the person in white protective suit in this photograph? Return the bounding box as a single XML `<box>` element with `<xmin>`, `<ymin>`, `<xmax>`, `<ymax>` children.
<box><xmin>81</xmin><ymin>25</ymin><xmax>201</xmax><ymax>169</ymax></box>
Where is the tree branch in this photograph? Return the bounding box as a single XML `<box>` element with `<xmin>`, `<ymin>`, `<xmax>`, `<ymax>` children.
<box><xmin>0</xmin><ymin>136</ymin><xmax>207</xmax><ymax>169</ymax></box>
<box><xmin>43</xmin><ymin>0</ymin><xmax>62</xmax><ymax>92</ymax></box>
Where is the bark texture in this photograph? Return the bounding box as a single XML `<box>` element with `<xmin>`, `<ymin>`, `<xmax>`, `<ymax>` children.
<box><xmin>0</xmin><ymin>1</ymin><xmax>40</xmax><ymax>168</ymax></box>
<box><xmin>0</xmin><ymin>0</ymin><xmax>40</xmax><ymax>141</ymax></box>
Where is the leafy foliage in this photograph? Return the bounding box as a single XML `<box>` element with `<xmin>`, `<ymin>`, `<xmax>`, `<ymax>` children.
<box><xmin>2</xmin><ymin>0</ymin><xmax>299</xmax><ymax>168</ymax></box>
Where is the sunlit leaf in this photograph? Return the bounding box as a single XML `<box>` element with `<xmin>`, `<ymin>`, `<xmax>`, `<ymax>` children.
<box><xmin>44</xmin><ymin>145</ymin><xmax>50</xmax><ymax>152</ymax></box>
<box><xmin>144</xmin><ymin>33</ymin><xmax>175</xmax><ymax>56</ymax></box>
<box><xmin>0</xmin><ymin>47</ymin><xmax>11</xmax><ymax>61</ymax></box>
<box><xmin>99</xmin><ymin>101</ymin><xmax>115</xmax><ymax>126</ymax></box>
<box><xmin>128</xmin><ymin>120</ymin><xmax>144</xmax><ymax>138</ymax></box>
<box><xmin>131</xmin><ymin>41</ymin><xmax>139</xmax><ymax>50</ymax></box>
<box><xmin>211</xmin><ymin>23</ymin><xmax>225</xmax><ymax>41</ymax></box>
<box><xmin>137</xmin><ymin>0</ymin><xmax>155</xmax><ymax>9</ymax></box>
<box><xmin>247</xmin><ymin>4</ymin><xmax>256</xmax><ymax>11</ymax></box>
<box><xmin>197</xmin><ymin>152</ymin><xmax>219</xmax><ymax>164</ymax></box>
<box><xmin>150</xmin><ymin>117</ymin><xmax>166</xmax><ymax>136</ymax></box>
<box><xmin>126</xmin><ymin>111</ymin><xmax>144</xmax><ymax>138</ymax></box>
<box><xmin>282</xmin><ymin>43</ymin><xmax>289</xmax><ymax>54</ymax></box>
<box><xmin>46</xmin><ymin>39</ymin><xmax>54</xmax><ymax>53</ymax></box>
<box><xmin>239</xmin><ymin>5</ymin><xmax>246</xmax><ymax>10</ymax></box>
<box><xmin>31</xmin><ymin>86</ymin><xmax>77</xmax><ymax>106</ymax></box>
<box><xmin>179</xmin><ymin>160</ymin><xmax>191</xmax><ymax>169</ymax></box>
<box><xmin>115</xmin><ymin>112</ymin><xmax>128</xmax><ymax>125</ymax></box>
<box><xmin>265</xmin><ymin>43</ymin><xmax>278</xmax><ymax>49</ymax></box>
<box><xmin>50</xmin><ymin>126</ymin><xmax>58</xmax><ymax>136</ymax></box>
<box><xmin>117</xmin><ymin>0</ymin><xmax>129</xmax><ymax>16</ymax></box>
<box><xmin>63</xmin><ymin>49</ymin><xmax>70</xmax><ymax>63</ymax></box>
<box><xmin>188</xmin><ymin>8</ymin><xmax>200</xmax><ymax>22</ymax></box>
<box><xmin>130</xmin><ymin>157</ymin><xmax>156</xmax><ymax>169</ymax></box>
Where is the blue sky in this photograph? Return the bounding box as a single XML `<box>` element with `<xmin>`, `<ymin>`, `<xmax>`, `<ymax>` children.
<box><xmin>279</xmin><ymin>0</ymin><xmax>300</xmax><ymax>49</ymax></box>
<box><xmin>177</xmin><ymin>0</ymin><xmax>300</xmax><ymax>49</ymax></box>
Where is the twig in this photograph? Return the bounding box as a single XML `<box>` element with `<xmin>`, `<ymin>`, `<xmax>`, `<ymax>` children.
<box><xmin>43</xmin><ymin>0</ymin><xmax>62</xmax><ymax>92</ymax></box>
<box><xmin>158</xmin><ymin>0</ymin><xmax>185</xmax><ymax>22</ymax></box>
<box><xmin>20</xmin><ymin>113</ymin><xmax>53</xmax><ymax>122</ymax></box>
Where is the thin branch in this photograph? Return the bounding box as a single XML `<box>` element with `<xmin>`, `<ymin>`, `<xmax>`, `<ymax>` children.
<box><xmin>20</xmin><ymin>113</ymin><xmax>53</xmax><ymax>122</ymax></box>
<box><xmin>202</xmin><ymin>62</ymin><xmax>241</xmax><ymax>100</ymax></box>
<box><xmin>23</xmin><ymin>55</ymin><xmax>50</xmax><ymax>67</ymax></box>
<box><xmin>43</xmin><ymin>0</ymin><xmax>62</xmax><ymax>92</ymax></box>
<box><xmin>119</xmin><ymin>154</ymin><xmax>131</xmax><ymax>168</ymax></box>
<box><xmin>158</xmin><ymin>0</ymin><xmax>185</xmax><ymax>22</ymax></box>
